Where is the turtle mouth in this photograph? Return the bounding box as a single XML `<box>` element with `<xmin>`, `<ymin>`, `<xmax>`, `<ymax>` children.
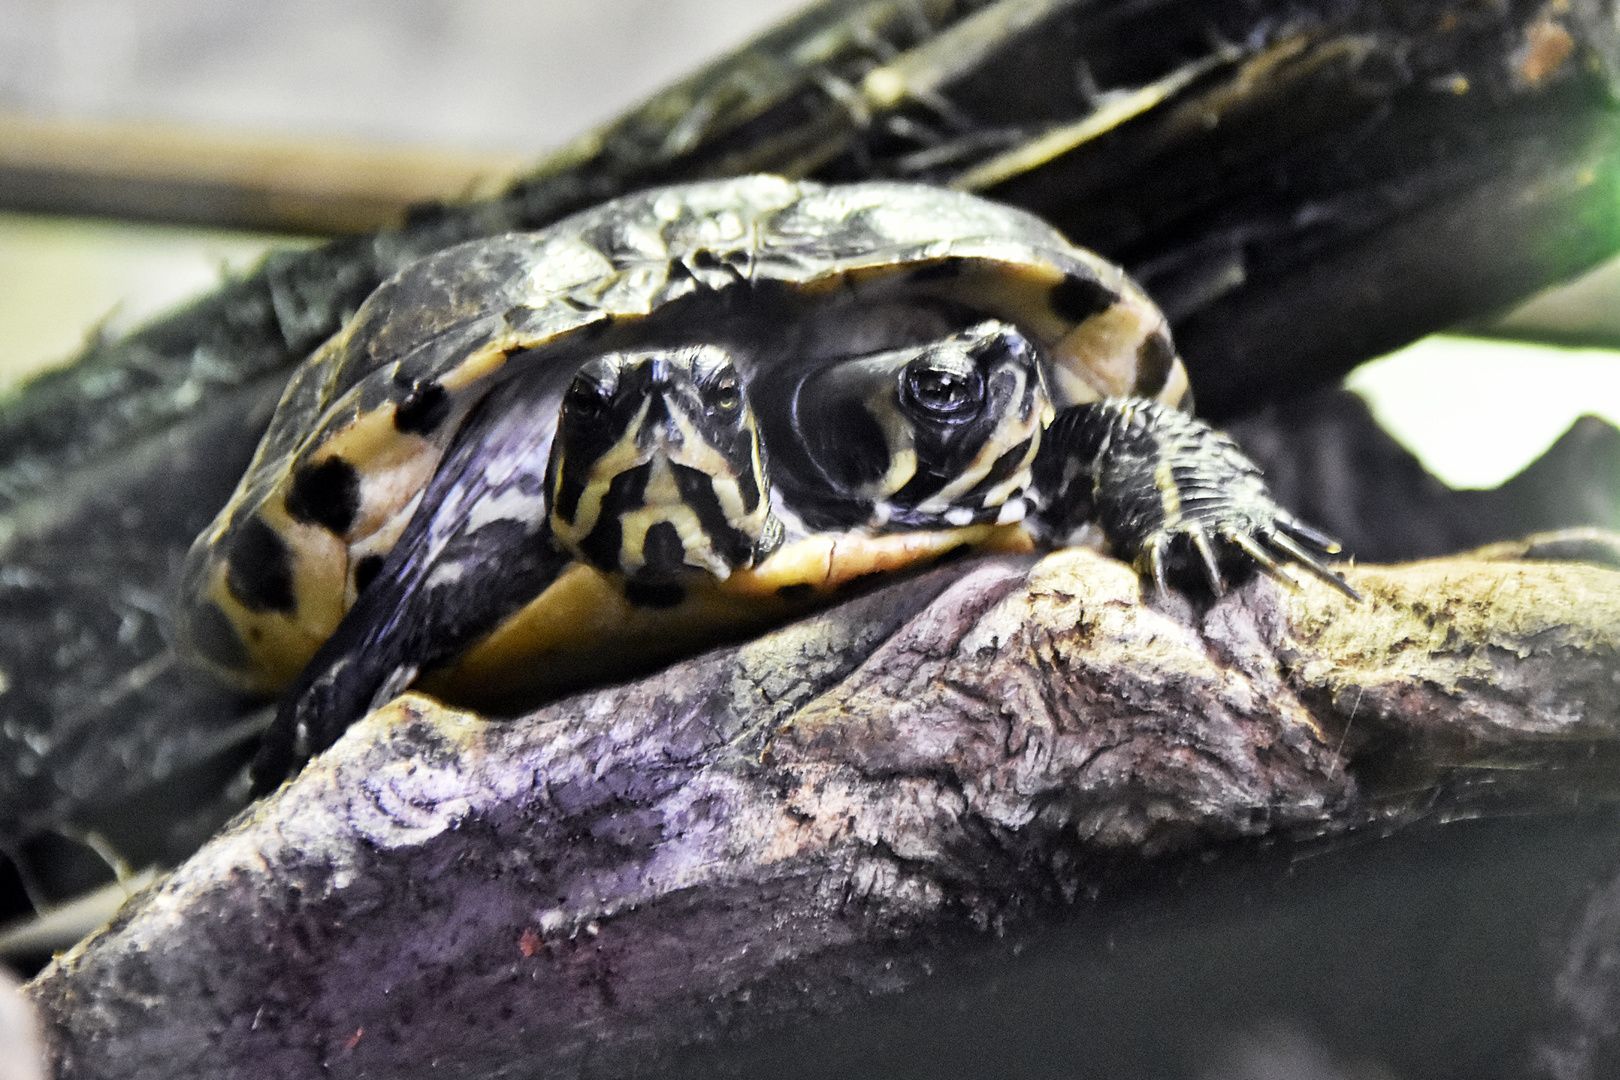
<box><xmin>609</xmin><ymin>445</ymin><xmax>761</xmax><ymax>582</ymax></box>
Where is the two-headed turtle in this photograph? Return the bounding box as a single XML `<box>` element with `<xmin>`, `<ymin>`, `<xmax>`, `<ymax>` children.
<box><xmin>173</xmin><ymin>176</ymin><xmax>1353</xmax><ymax>790</ymax></box>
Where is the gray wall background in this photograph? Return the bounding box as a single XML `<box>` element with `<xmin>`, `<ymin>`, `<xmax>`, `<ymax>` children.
<box><xmin>0</xmin><ymin>0</ymin><xmax>805</xmax><ymax>151</ymax></box>
<box><xmin>0</xmin><ymin>0</ymin><xmax>806</xmax><ymax>390</ymax></box>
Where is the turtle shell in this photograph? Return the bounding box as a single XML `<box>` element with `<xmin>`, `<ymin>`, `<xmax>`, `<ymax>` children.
<box><xmin>177</xmin><ymin>175</ymin><xmax>1186</xmax><ymax>695</ymax></box>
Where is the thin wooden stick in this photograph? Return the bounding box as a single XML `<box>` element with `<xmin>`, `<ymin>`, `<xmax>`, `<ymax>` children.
<box><xmin>0</xmin><ymin>113</ymin><xmax>530</xmax><ymax>234</ymax></box>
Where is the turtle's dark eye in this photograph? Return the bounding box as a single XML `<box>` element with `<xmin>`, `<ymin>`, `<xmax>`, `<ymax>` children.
<box><xmin>709</xmin><ymin>373</ymin><xmax>742</xmax><ymax>413</ymax></box>
<box><xmin>565</xmin><ymin>376</ymin><xmax>610</xmax><ymax>418</ymax></box>
<box><xmin>901</xmin><ymin>361</ymin><xmax>984</xmax><ymax>420</ymax></box>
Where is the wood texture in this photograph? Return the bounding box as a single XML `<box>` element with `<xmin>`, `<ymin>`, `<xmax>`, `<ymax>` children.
<box><xmin>27</xmin><ymin>546</ymin><xmax>1620</xmax><ymax>1078</ymax></box>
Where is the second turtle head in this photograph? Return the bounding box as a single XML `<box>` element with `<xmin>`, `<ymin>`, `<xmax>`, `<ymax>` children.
<box><xmin>762</xmin><ymin>319</ymin><xmax>1053</xmax><ymax>532</ymax></box>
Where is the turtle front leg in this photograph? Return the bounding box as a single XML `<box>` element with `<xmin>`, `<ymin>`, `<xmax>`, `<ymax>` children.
<box><xmin>1028</xmin><ymin>398</ymin><xmax>1360</xmax><ymax>600</ymax></box>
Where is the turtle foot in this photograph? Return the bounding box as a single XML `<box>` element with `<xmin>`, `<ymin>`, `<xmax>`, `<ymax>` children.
<box><xmin>1031</xmin><ymin>398</ymin><xmax>1360</xmax><ymax>600</ymax></box>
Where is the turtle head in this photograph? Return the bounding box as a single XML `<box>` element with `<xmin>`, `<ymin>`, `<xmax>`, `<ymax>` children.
<box><xmin>779</xmin><ymin>320</ymin><xmax>1052</xmax><ymax>531</ymax></box>
<box><xmin>548</xmin><ymin>345</ymin><xmax>781</xmax><ymax>582</ymax></box>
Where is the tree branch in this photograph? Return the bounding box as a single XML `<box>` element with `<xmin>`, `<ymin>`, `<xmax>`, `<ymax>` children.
<box><xmin>27</xmin><ymin>546</ymin><xmax>1620</xmax><ymax>1078</ymax></box>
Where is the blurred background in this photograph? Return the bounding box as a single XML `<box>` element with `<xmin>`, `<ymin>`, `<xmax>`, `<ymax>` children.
<box><xmin>0</xmin><ymin>0</ymin><xmax>802</xmax><ymax>394</ymax></box>
<box><xmin>0</xmin><ymin>0</ymin><xmax>800</xmax><ymax>151</ymax></box>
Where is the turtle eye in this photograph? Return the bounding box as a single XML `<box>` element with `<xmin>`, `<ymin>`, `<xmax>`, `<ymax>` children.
<box><xmin>565</xmin><ymin>375</ymin><xmax>611</xmax><ymax>418</ymax></box>
<box><xmin>708</xmin><ymin>372</ymin><xmax>742</xmax><ymax>413</ymax></box>
<box><xmin>901</xmin><ymin>361</ymin><xmax>984</xmax><ymax>421</ymax></box>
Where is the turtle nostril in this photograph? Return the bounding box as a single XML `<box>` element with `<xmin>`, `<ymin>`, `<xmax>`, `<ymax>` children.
<box><xmin>637</xmin><ymin>394</ymin><xmax>682</xmax><ymax>450</ymax></box>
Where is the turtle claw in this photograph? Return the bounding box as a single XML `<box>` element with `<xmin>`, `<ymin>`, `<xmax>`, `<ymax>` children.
<box><xmin>1276</xmin><ymin>517</ymin><xmax>1343</xmax><ymax>556</ymax></box>
<box><xmin>1143</xmin><ymin>515</ymin><xmax>1359</xmax><ymax>601</ymax></box>
<box><xmin>1031</xmin><ymin>398</ymin><xmax>1360</xmax><ymax>602</ymax></box>
<box><xmin>1191</xmin><ymin>526</ymin><xmax>1225</xmax><ymax>596</ymax></box>
<box><xmin>1226</xmin><ymin>527</ymin><xmax>1301</xmax><ymax>589</ymax></box>
<box><xmin>1147</xmin><ymin>535</ymin><xmax>1172</xmax><ymax>597</ymax></box>
<box><xmin>1265</xmin><ymin>525</ymin><xmax>1361</xmax><ymax>600</ymax></box>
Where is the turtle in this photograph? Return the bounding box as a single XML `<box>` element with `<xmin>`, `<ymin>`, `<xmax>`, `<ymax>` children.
<box><xmin>171</xmin><ymin>175</ymin><xmax>1353</xmax><ymax>791</ymax></box>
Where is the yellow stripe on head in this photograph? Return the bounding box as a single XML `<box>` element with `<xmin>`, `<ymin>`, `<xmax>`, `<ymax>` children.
<box><xmin>549</xmin><ymin>346</ymin><xmax>778</xmax><ymax>582</ymax></box>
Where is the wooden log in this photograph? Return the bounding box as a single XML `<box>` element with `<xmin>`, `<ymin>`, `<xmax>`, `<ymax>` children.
<box><xmin>26</xmin><ymin>546</ymin><xmax>1620</xmax><ymax>1078</ymax></box>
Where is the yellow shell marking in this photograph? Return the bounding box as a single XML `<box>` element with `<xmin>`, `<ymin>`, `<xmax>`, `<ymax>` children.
<box><xmin>423</xmin><ymin>523</ymin><xmax>1033</xmax><ymax>710</ymax></box>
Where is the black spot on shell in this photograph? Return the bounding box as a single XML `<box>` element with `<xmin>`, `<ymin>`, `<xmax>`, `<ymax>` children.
<box><xmin>225</xmin><ymin>517</ymin><xmax>297</xmax><ymax>614</ymax></box>
<box><xmin>188</xmin><ymin>600</ymin><xmax>251</xmax><ymax>670</ymax></box>
<box><xmin>285</xmin><ymin>457</ymin><xmax>362</xmax><ymax>536</ymax></box>
<box><xmin>354</xmin><ymin>554</ymin><xmax>386</xmax><ymax>595</ymax></box>
<box><xmin>395</xmin><ymin>382</ymin><xmax>451</xmax><ymax>436</ymax></box>
<box><xmin>1134</xmin><ymin>331</ymin><xmax>1177</xmax><ymax>398</ymax></box>
<box><xmin>624</xmin><ymin>580</ymin><xmax>686</xmax><ymax>608</ymax></box>
<box><xmin>1049</xmin><ymin>273</ymin><xmax>1118</xmax><ymax>324</ymax></box>
<box><xmin>908</xmin><ymin>257</ymin><xmax>968</xmax><ymax>282</ymax></box>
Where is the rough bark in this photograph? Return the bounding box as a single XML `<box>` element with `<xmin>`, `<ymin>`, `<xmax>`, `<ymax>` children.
<box><xmin>26</xmin><ymin>546</ymin><xmax>1620</xmax><ymax>1079</ymax></box>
